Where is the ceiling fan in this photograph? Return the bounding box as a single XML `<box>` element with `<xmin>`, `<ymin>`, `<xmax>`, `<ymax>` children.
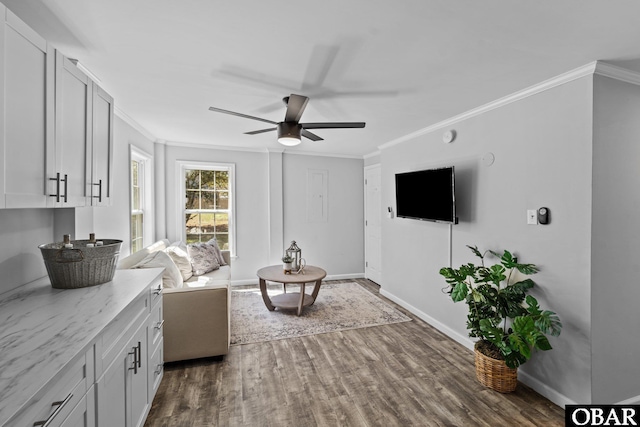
<box><xmin>208</xmin><ymin>94</ymin><xmax>365</xmax><ymax>146</ymax></box>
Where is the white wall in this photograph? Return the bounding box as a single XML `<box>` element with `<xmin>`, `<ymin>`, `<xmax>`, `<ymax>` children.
<box><xmin>283</xmin><ymin>154</ymin><xmax>364</xmax><ymax>277</ymax></box>
<box><xmin>591</xmin><ymin>75</ymin><xmax>640</xmax><ymax>404</ymax></box>
<box><xmin>0</xmin><ymin>209</ymin><xmax>53</xmax><ymax>294</ymax></box>
<box><xmin>380</xmin><ymin>76</ymin><xmax>595</xmax><ymax>405</ymax></box>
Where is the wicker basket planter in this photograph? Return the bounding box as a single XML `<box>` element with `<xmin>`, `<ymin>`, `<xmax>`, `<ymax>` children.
<box><xmin>474</xmin><ymin>346</ymin><xmax>518</xmax><ymax>393</ymax></box>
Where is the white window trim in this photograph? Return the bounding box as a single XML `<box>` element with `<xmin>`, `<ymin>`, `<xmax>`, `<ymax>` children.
<box><xmin>130</xmin><ymin>145</ymin><xmax>154</xmax><ymax>251</ymax></box>
<box><xmin>176</xmin><ymin>160</ymin><xmax>236</xmax><ymax>257</ymax></box>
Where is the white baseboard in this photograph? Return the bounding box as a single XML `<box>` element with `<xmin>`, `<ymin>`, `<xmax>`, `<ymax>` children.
<box><xmin>326</xmin><ymin>273</ymin><xmax>365</xmax><ymax>281</ymax></box>
<box><xmin>230</xmin><ymin>279</ymin><xmax>259</xmax><ymax>286</ymax></box>
<box><xmin>517</xmin><ymin>370</ymin><xmax>575</xmax><ymax>408</ymax></box>
<box><xmin>380</xmin><ymin>288</ymin><xmax>573</xmax><ymax>409</ymax></box>
<box><xmin>380</xmin><ymin>289</ymin><xmax>474</xmax><ymax>351</ymax></box>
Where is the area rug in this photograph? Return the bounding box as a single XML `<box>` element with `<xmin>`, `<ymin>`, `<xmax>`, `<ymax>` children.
<box><xmin>230</xmin><ymin>282</ymin><xmax>411</xmax><ymax>345</ymax></box>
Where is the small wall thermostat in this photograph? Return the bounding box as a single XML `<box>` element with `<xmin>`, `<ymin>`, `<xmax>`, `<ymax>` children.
<box><xmin>537</xmin><ymin>207</ymin><xmax>550</xmax><ymax>225</ymax></box>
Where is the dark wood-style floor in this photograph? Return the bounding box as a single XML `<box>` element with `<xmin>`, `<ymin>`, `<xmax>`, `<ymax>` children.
<box><xmin>144</xmin><ymin>279</ymin><xmax>564</xmax><ymax>427</ymax></box>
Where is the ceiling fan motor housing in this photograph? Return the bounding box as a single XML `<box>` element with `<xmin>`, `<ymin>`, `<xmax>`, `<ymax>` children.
<box><xmin>277</xmin><ymin>122</ymin><xmax>302</xmax><ymax>145</ymax></box>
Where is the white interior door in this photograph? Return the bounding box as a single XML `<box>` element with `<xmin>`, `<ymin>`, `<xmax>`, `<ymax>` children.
<box><xmin>364</xmin><ymin>165</ymin><xmax>382</xmax><ymax>284</ymax></box>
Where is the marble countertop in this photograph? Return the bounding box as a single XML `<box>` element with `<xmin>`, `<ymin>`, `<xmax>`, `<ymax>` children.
<box><xmin>0</xmin><ymin>268</ymin><xmax>163</xmax><ymax>426</ymax></box>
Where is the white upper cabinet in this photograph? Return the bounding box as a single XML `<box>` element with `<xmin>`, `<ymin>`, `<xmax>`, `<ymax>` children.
<box><xmin>0</xmin><ymin>3</ymin><xmax>115</xmax><ymax>210</ymax></box>
<box><xmin>51</xmin><ymin>51</ymin><xmax>91</xmax><ymax>208</ymax></box>
<box><xmin>91</xmin><ymin>84</ymin><xmax>114</xmax><ymax>206</ymax></box>
<box><xmin>0</xmin><ymin>5</ymin><xmax>54</xmax><ymax>208</ymax></box>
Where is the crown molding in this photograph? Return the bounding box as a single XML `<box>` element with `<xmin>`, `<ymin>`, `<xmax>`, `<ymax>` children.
<box><xmin>363</xmin><ymin>150</ymin><xmax>381</xmax><ymax>159</ymax></box>
<box><xmin>165</xmin><ymin>139</ymin><xmax>269</xmax><ymax>153</ymax></box>
<box><xmin>155</xmin><ymin>139</ymin><xmax>362</xmax><ymax>159</ymax></box>
<box><xmin>377</xmin><ymin>61</ymin><xmax>637</xmax><ymax>151</ymax></box>
<box><xmin>282</xmin><ymin>149</ymin><xmax>363</xmax><ymax>160</ymax></box>
<box><xmin>593</xmin><ymin>61</ymin><xmax>640</xmax><ymax>86</ymax></box>
<box><xmin>114</xmin><ymin>106</ymin><xmax>157</xmax><ymax>142</ymax></box>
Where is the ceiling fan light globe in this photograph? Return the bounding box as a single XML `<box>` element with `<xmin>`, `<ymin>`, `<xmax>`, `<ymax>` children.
<box><xmin>278</xmin><ymin>136</ymin><xmax>301</xmax><ymax>146</ymax></box>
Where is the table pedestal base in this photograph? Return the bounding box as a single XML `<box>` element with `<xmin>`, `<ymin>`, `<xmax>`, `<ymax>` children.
<box><xmin>257</xmin><ymin>265</ymin><xmax>326</xmax><ymax>316</ymax></box>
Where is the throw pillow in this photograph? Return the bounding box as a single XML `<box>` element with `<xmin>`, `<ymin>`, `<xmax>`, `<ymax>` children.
<box><xmin>165</xmin><ymin>241</ymin><xmax>193</xmax><ymax>281</ymax></box>
<box><xmin>131</xmin><ymin>250</ymin><xmax>183</xmax><ymax>288</ymax></box>
<box><xmin>187</xmin><ymin>243</ymin><xmax>220</xmax><ymax>276</ymax></box>
<box><xmin>205</xmin><ymin>238</ymin><xmax>227</xmax><ymax>266</ymax></box>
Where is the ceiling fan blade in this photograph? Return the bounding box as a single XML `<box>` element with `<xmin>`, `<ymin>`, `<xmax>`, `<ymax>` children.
<box><xmin>244</xmin><ymin>128</ymin><xmax>277</xmax><ymax>135</ymax></box>
<box><xmin>301</xmin><ymin>122</ymin><xmax>366</xmax><ymax>129</ymax></box>
<box><xmin>284</xmin><ymin>94</ymin><xmax>309</xmax><ymax>123</ymax></box>
<box><xmin>301</xmin><ymin>45</ymin><xmax>340</xmax><ymax>92</ymax></box>
<box><xmin>301</xmin><ymin>129</ymin><xmax>323</xmax><ymax>141</ymax></box>
<box><xmin>208</xmin><ymin>106</ymin><xmax>277</xmax><ymax>125</ymax></box>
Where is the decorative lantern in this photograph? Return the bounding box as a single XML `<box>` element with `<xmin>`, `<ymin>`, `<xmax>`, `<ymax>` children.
<box><xmin>286</xmin><ymin>241</ymin><xmax>302</xmax><ymax>270</ymax></box>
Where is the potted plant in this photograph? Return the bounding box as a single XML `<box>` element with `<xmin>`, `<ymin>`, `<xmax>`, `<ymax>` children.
<box><xmin>439</xmin><ymin>245</ymin><xmax>562</xmax><ymax>393</ymax></box>
<box><xmin>282</xmin><ymin>255</ymin><xmax>293</xmax><ymax>274</ymax></box>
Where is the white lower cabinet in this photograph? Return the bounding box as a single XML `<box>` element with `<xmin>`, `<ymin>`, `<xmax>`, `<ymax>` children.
<box><xmin>96</xmin><ymin>320</ymin><xmax>149</xmax><ymax>427</ymax></box>
<box><xmin>94</xmin><ymin>277</ymin><xmax>162</xmax><ymax>427</ymax></box>
<box><xmin>149</xmin><ymin>340</ymin><xmax>164</xmax><ymax>398</ymax></box>
<box><xmin>148</xmin><ymin>300</ymin><xmax>164</xmax><ymax>398</ymax></box>
<box><xmin>9</xmin><ymin>348</ymin><xmax>93</xmax><ymax>427</ymax></box>
<box><xmin>0</xmin><ymin>270</ymin><xmax>163</xmax><ymax>427</ymax></box>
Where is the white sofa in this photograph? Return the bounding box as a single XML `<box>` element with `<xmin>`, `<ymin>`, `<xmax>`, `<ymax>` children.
<box><xmin>118</xmin><ymin>239</ymin><xmax>231</xmax><ymax>362</ymax></box>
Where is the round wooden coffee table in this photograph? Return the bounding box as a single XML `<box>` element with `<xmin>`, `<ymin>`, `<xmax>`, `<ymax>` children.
<box><xmin>256</xmin><ymin>265</ymin><xmax>327</xmax><ymax>316</ymax></box>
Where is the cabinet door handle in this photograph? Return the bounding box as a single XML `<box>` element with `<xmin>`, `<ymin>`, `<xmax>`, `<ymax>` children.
<box><xmin>154</xmin><ymin>320</ymin><xmax>165</xmax><ymax>330</ymax></box>
<box><xmin>49</xmin><ymin>173</ymin><xmax>61</xmax><ymax>202</ymax></box>
<box><xmin>154</xmin><ymin>363</ymin><xmax>164</xmax><ymax>375</ymax></box>
<box><xmin>33</xmin><ymin>393</ymin><xmax>73</xmax><ymax>426</ymax></box>
<box><xmin>153</xmin><ymin>285</ymin><xmax>163</xmax><ymax>295</ymax></box>
<box><xmin>62</xmin><ymin>174</ymin><xmax>68</xmax><ymax>203</ymax></box>
<box><xmin>128</xmin><ymin>346</ymin><xmax>138</xmax><ymax>374</ymax></box>
<box><xmin>137</xmin><ymin>341</ymin><xmax>142</xmax><ymax>369</ymax></box>
<box><xmin>92</xmin><ymin>179</ymin><xmax>102</xmax><ymax>202</ymax></box>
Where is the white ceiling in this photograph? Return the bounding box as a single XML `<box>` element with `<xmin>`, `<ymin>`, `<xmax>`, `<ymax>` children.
<box><xmin>4</xmin><ymin>0</ymin><xmax>640</xmax><ymax>158</ymax></box>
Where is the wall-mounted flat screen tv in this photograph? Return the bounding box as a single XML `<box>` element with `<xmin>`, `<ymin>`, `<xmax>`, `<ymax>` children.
<box><xmin>395</xmin><ymin>166</ymin><xmax>457</xmax><ymax>224</ymax></box>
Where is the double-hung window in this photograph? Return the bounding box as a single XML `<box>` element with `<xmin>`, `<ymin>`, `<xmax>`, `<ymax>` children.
<box><xmin>131</xmin><ymin>147</ymin><xmax>153</xmax><ymax>253</ymax></box>
<box><xmin>178</xmin><ymin>161</ymin><xmax>235</xmax><ymax>254</ymax></box>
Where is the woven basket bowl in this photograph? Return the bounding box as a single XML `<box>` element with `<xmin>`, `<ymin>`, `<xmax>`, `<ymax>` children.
<box><xmin>39</xmin><ymin>239</ymin><xmax>122</xmax><ymax>289</ymax></box>
<box><xmin>474</xmin><ymin>348</ymin><xmax>518</xmax><ymax>393</ymax></box>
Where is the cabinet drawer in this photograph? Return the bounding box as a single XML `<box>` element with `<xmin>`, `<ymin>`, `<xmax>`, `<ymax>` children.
<box><xmin>8</xmin><ymin>348</ymin><xmax>93</xmax><ymax>427</ymax></box>
<box><xmin>148</xmin><ymin>339</ymin><xmax>164</xmax><ymax>397</ymax></box>
<box><xmin>60</xmin><ymin>384</ymin><xmax>95</xmax><ymax>427</ymax></box>
<box><xmin>148</xmin><ymin>300</ymin><xmax>163</xmax><ymax>352</ymax></box>
<box><xmin>96</xmin><ymin>292</ymin><xmax>148</xmax><ymax>377</ymax></box>
<box><xmin>149</xmin><ymin>278</ymin><xmax>162</xmax><ymax>308</ymax></box>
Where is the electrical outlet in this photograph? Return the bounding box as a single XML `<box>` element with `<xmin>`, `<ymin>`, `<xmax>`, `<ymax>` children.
<box><xmin>527</xmin><ymin>210</ymin><xmax>538</xmax><ymax>225</ymax></box>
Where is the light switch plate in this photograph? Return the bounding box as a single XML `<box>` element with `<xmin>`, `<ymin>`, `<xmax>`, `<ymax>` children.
<box><xmin>527</xmin><ymin>210</ymin><xmax>538</xmax><ymax>225</ymax></box>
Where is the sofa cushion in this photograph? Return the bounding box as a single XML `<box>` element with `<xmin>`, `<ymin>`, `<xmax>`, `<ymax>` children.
<box><xmin>117</xmin><ymin>239</ymin><xmax>170</xmax><ymax>269</ymax></box>
<box><xmin>131</xmin><ymin>250</ymin><xmax>183</xmax><ymax>288</ymax></box>
<box><xmin>205</xmin><ymin>238</ymin><xmax>228</xmax><ymax>266</ymax></box>
<box><xmin>184</xmin><ymin>265</ymin><xmax>230</xmax><ymax>287</ymax></box>
<box><xmin>165</xmin><ymin>241</ymin><xmax>193</xmax><ymax>281</ymax></box>
<box><xmin>187</xmin><ymin>243</ymin><xmax>220</xmax><ymax>276</ymax></box>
